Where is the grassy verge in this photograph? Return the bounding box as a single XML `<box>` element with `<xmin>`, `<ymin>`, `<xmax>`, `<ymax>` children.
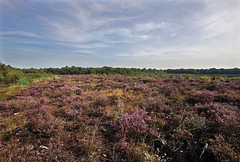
<box><xmin>0</xmin><ymin>75</ymin><xmax>59</xmax><ymax>101</ymax></box>
<box><xmin>0</xmin><ymin>85</ymin><xmax>26</xmax><ymax>101</ymax></box>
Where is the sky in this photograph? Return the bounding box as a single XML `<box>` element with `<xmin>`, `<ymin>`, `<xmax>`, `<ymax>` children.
<box><xmin>0</xmin><ymin>0</ymin><xmax>239</xmax><ymax>69</ymax></box>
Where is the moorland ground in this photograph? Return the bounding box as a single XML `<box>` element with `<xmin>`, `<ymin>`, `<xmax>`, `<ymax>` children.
<box><xmin>0</xmin><ymin>75</ymin><xmax>240</xmax><ymax>161</ymax></box>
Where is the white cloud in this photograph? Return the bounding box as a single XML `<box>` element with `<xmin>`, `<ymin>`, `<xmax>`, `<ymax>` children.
<box><xmin>36</xmin><ymin>1</ymin><xmax>155</xmax><ymax>52</ymax></box>
<box><xmin>0</xmin><ymin>31</ymin><xmax>41</xmax><ymax>38</ymax></box>
<box><xmin>195</xmin><ymin>0</ymin><xmax>240</xmax><ymax>41</ymax></box>
<box><xmin>118</xmin><ymin>46</ymin><xmax>200</xmax><ymax>58</ymax></box>
<box><xmin>135</xmin><ymin>22</ymin><xmax>167</xmax><ymax>32</ymax></box>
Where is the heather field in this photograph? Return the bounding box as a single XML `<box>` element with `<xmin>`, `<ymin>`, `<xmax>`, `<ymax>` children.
<box><xmin>0</xmin><ymin>75</ymin><xmax>240</xmax><ymax>161</ymax></box>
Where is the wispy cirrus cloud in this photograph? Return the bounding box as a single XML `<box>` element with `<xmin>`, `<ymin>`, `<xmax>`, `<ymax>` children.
<box><xmin>135</xmin><ymin>22</ymin><xmax>168</xmax><ymax>32</ymax></box>
<box><xmin>195</xmin><ymin>0</ymin><xmax>240</xmax><ymax>41</ymax></box>
<box><xmin>118</xmin><ymin>46</ymin><xmax>200</xmax><ymax>57</ymax></box>
<box><xmin>0</xmin><ymin>31</ymin><xmax>41</xmax><ymax>38</ymax></box>
<box><xmin>39</xmin><ymin>2</ymin><xmax>145</xmax><ymax>43</ymax></box>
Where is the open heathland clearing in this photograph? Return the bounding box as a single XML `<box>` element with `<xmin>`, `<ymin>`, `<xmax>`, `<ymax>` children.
<box><xmin>0</xmin><ymin>75</ymin><xmax>240</xmax><ymax>161</ymax></box>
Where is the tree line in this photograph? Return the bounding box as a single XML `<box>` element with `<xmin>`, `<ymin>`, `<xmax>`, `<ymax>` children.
<box><xmin>1</xmin><ymin>62</ymin><xmax>240</xmax><ymax>82</ymax></box>
<box><xmin>22</xmin><ymin>66</ymin><xmax>165</xmax><ymax>78</ymax></box>
<box><xmin>21</xmin><ymin>66</ymin><xmax>240</xmax><ymax>76</ymax></box>
<box><xmin>0</xmin><ymin>62</ymin><xmax>48</xmax><ymax>84</ymax></box>
<box><xmin>164</xmin><ymin>68</ymin><xmax>240</xmax><ymax>75</ymax></box>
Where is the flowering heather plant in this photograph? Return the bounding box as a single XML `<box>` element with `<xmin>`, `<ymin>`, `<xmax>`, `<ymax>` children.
<box><xmin>227</xmin><ymin>81</ymin><xmax>240</xmax><ymax>90</ymax></box>
<box><xmin>0</xmin><ymin>142</ymin><xmax>44</xmax><ymax>161</ymax></box>
<box><xmin>140</xmin><ymin>96</ymin><xmax>166</xmax><ymax>113</ymax></box>
<box><xmin>107</xmin><ymin>94</ymin><xmax>119</xmax><ymax>105</ymax></box>
<box><xmin>209</xmin><ymin>134</ymin><xmax>240</xmax><ymax>162</ymax></box>
<box><xmin>5</xmin><ymin>97</ymin><xmax>41</xmax><ymax>115</ymax></box>
<box><xmin>111</xmin><ymin>109</ymin><xmax>150</xmax><ymax>142</ymax></box>
<box><xmin>193</xmin><ymin>103</ymin><xmax>237</xmax><ymax>127</ymax></box>
<box><xmin>27</xmin><ymin>106</ymin><xmax>63</xmax><ymax>136</ymax></box>
<box><xmin>72</xmin><ymin>86</ymin><xmax>83</xmax><ymax>95</ymax></box>
<box><xmin>46</xmin><ymin>88</ymin><xmax>63</xmax><ymax>98</ymax></box>
<box><xmin>160</xmin><ymin>83</ymin><xmax>179</xmax><ymax>96</ymax></box>
<box><xmin>0</xmin><ymin>101</ymin><xmax>9</xmax><ymax>110</ymax></box>
<box><xmin>94</xmin><ymin>94</ymin><xmax>110</xmax><ymax>107</ymax></box>
<box><xmin>0</xmin><ymin>139</ymin><xmax>71</xmax><ymax>161</ymax></box>
<box><xmin>214</xmin><ymin>92</ymin><xmax>236</xmax><ymax>102</ymax></box>
<box><xmin>54</xmin><ymin>106</ymin><xmax>82</xmax><ymax>121</ymax></box>
<box><xmin>187</xmin><ymin>90</ymin><xmax>216</xmax><ymax>103</ymax></box>
<box><xmin>62</xmin><ymin>95</ymin><xmax>78</xmax><ymax>105</ymax></box>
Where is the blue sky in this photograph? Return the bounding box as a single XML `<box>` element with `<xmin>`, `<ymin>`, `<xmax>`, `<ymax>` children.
<box><xmin>0</xmin><ymin>0</ymin><xmax>239</xmax><ymax>69</ymax></box>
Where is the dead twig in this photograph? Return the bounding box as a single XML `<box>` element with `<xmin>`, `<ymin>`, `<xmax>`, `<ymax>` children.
<box><xmin>199</xmin><ymin>143</ymin><xmax>208</xmax><ymax>158</ymax></box>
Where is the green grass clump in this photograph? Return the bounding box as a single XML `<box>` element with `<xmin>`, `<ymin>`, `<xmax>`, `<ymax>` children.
<box><xmin>199</xmin><ymin>76</ymin><xmax>212</xmax><ymax>81</ymax></box>
<box><xmin>17</xmin><ymin>77</ymin><xmax>32</xmax><ymax>85</ymax></box>
<box><xmin>0</xmin><ymin>85</ymin><xmax>26</xmax><ymax>101</ymax></box>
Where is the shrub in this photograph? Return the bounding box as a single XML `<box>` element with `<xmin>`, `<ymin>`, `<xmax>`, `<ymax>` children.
<box><xmin>199</xmin><ymin>76</ymin><xmax>212</xmax><ymax>81</ymax></box>
<box><xmin>111</xmin><ymin>109</ymin><xmax>150</xmax><ymax>142</ymax></box>
<box><xmin>214</xmin><ymin>92</ymin><xmax>236</xmax><ymax>102</ymax></box>
<box><xmin>140</xmin><ymin>97</ymin><xmax>166</xmax><ymax>113</ymax></box>
<box><xmin>0</xmin><ymin>139</ymin><xmax>71</xmax><ymax>161</ymax></box>
<box><xmin>0</xmin><ymin>74</ymin><xmax>4</xmax><ymax>82</ymax></box>
<box><xmin>210</xmin><ymin>134</ymin><xmax>240</xmax><ymax>161</ymax></box>
<box><xmin>185</xmin><ymin>74</ymin><xmax>194</xmax><ymax>80</ymax></box>
<box><xmin>94</xmin><ymin>94</ymin><xmax>110</xmax><ymax>107</ymax></box>
<box><xmin>0</xmin><ymin>101</ymin><xmax>10</xmax><ymax>110</ymax></box>
<box><xmin>206</xmin><ymin>81</ymin><xmax>220</xmax><ymax>90</ymax></box>
<box><xmin>27</xmin><ymin>106</ymin><xmax>63</xmax><ymax>136</ymax></box>
<box><xmin>17</xmin><ymin>77</ymin><xmax>32</xmax><ymax>85</ymax></box>
<box><xmin>4</xmin><ymin>71</ymin><xmax>24</xmax><ymax>84</ymax></box>
<box><xmin>187</xmin><ymin>90</ymin><xmax>216</xmax><ymax>103</ymax></box>
<box><xmin>193</xmin><ymin>103</ymin><xmax>237</xmax><ymax>127</ymax></box>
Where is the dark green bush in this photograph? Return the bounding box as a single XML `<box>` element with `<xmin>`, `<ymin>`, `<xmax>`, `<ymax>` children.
<box><xmin>17</xmin><ymin>77</ymin><xmax>32</xmax><ymax>85</ymax></box>
<box><xmin>4</xmin><ymin>71</ymin><xmax>24</xmax><ymax>84</ymax></box>
<box><xmin>0</xmin><ymin>74</ymin><xmax>4</xmax><ymax>82</ymax></box>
